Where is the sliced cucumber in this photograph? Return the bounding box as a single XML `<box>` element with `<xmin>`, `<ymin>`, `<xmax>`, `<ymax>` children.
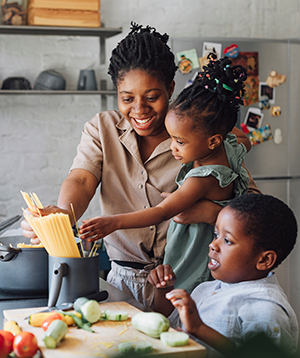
<box><xmin>160</xmin><ymin>332</ymin><xmax>189</xmax><ymax>347</ymax></box>
<box><xmin>131</xmin><ymin>312</ymin><xmax>170</xmax><ymax>338</ymax></box>
<box><xmin>105</xmin><ymin>309</ymin><xmax>128</xmax><ymax>321</ymax></box>
<box><xmin>73</xmin><ymin>297</ymin><xmax>90</xmax><ymax>314</ymax></box>
<box><xmin>43</xmin><ymin>319</ymin><xmax>68</xmax><ymax>349</ymax></box>
<box><xmin>118</xmin><ymin>342</ymin><xmax>134</xmax><ymax>354</ymax></box>
<box><xmin>135</xmin><ymin>341</ymin><xmax>153</xmax><ymax>354</ymax></box>
<box><xmin>80</xmin><ymin>300</ymin><xmax>101</xmax><ymax>324</ymax></box>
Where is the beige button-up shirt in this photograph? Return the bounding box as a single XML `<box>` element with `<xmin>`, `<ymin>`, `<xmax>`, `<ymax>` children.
<box><xmin>71</xmin><ymin>110</ymin><xmax>181</xmax><ymax>265</ymax></box>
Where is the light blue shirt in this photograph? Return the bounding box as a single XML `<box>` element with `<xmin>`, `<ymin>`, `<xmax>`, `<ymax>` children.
<box><xmin>168</xmin><ymin>273</ymin><xmax>298</xmax><ymax>354</ymax></box>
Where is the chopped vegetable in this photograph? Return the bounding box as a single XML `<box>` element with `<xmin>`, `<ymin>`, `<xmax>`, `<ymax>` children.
<box><xmin>42</xmin><ymin>314</ymin><xmax>63</xmax><ymax>331</ymax></box>
<box><xmin>3</xmin><ymin>320</ymin><xmax>22</xmax><ymax>336</ymax></box>
<box><xmin>131</xmin><ymin>312</ymin><xmax>170</xmax><ymax>338</ymax></box>
<box><xmin>160</xmin><ymin>332</ymin><xmax>189</xmax><ymax>347</ymax></box>
<box><xmin>73</xmin><ymin>297</ymin><xmax>90</xmax><ymax>314</ymax></box>
<box><xmin>105</xmin><ymin>310</ymin><xmax>128</xmax><ymax>321</ymax></box>
<box><xmin>80</xmin><ymin>300</ymin><xmax>101</xmax><ymax>324</ymax></box>
<box><xmin>135</xmin><ymin>341</ymin><xmax>153</xmax><ymax>354</ymax></box>
<box><xmin>43</xmin><ymin>320</ymin><xmax>68</xmax><ymax>349</ymax></box>
<box><xmin>118</xmin><ymin>342</ymin><xmax>134</xmax><ymax>354</ymax></box>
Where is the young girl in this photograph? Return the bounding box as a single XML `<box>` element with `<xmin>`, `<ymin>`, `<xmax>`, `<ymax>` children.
<box><xmin>79</xmin><ymin>54</ymin><xmax>251</xmax><ymax>294</ymax></box>
<box><xmin>148</xmin><ymin>194</ymin><xmax>298</xmax><ymax>355</ymax></box>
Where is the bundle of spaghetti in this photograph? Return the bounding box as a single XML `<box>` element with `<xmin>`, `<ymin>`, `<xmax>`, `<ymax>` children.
<box><xmin>23</xmin><ymin>211</ymin><xmax>80</xmax><ymax>258</ymax></box>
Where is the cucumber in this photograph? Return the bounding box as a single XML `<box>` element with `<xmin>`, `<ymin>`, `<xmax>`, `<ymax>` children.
<box><xmin>73</xmin><ymin>297</ymin><xmax>90</xmax><ymax>314</ymax></box>
<box><xmin>160</xmin><ymin>332</ymin><xmax>189</xmax><ymax>347</ymax></box>
<box><xmin>43</xmin><ymin>319</ymin><xmax>68</xmax><ymax>349</ymax></box>
<box><xmin>118</xmin><ymin>342</ymin><xmax>134</xmax><ymax>354</ymax></box>
<box><xmin>135</xmin><ymin>341</ymin><xmax>153</xmax><ymax>354</ymax></box>
<box><xmin>104</xmin><ymin>309</ymin><xmax>128</xmax><ymax>321</ymax></box>
<box><xmin>80</xmin><ymin>300</ymin><xmax>101</xmax><ymax>324</ymax></box>
<box><xmin>131</xmin><ymin>312</ymin><xmax>170</xmax><ymax>338</ymax></box>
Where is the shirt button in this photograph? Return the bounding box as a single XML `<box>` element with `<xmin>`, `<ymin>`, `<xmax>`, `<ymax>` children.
<box><xmin>212</xmin><ymin>292</ymin><xmax>217</xmax><ymax>295</ymax></box>
<box><xmin>141</xmin><ymin>170</ymin><xmax>145</xmax><ymax>175</ymax></box>
<box><xmin>138</xmin><ymin>184</ymin><xmax>143</xmax><ymax>189</ymax></box>
<box><xmin>149</xmin><ymin>226</ymin><xmax>154</xmax><ymax>230</ymax></box>
<box><xmin>144</xmin><ymin>205</ymin><xmax>148</xmax><ymax>209</ymax></box>
<box><xmin>273</xmin><ymin>327</ymin><xmax>279</xmax><ymax>332</ymax></box>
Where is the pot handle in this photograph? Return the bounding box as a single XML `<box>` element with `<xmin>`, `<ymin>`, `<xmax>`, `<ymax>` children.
<box><xmin>0</xmin><ymin>246</ymin><xmax>21</xmax><ymax>262</ymax></box>
<box><xmin>48</xmin><ymin>262</ymin><xmax>68</xmax><ymax>308</ymax></box>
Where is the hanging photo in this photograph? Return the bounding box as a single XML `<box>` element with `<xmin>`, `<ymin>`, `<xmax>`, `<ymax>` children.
<box><xmin>244</xmin><ymin>107</ymin><xmax>264</xmax><ymax>130</ymax></box>
<box><xmin>231</xmin><ymin>52</ymin><xmax>259</xmax><ymax>76</ymax></box>
<box><xmin>259</xmin><ymin>82</ymin><xmax>275</xmax><ymax>104</ymax></box>
<box><xmin>243</xmin><ymin>76</ymin><xmax>259</xmax><ymax>106</ymax></box>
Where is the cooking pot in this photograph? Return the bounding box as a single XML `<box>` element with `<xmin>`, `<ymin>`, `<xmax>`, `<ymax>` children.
<box><xmin>34</xmin><ymin>70</ymin><xmax>66</xmax><ymax>90</ymax></box>
<box><xmin>1</xmin><ymin>77</ymin><xmax>32</xmax><ymax>90</ymax></box>
<box><xmin>0</xmin><ymin>235</ymin><xmax>48</xmax><ymax>294</ymax></box>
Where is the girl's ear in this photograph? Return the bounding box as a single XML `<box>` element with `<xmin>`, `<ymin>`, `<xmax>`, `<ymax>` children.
<box><xmin>256</xmin><ymin>250</ymin><xmax>277</xmax><ymax>271</ymax></box>
<box><xmin>208</xmin><ymin>134</ymin><xmax>223</xmax><ymax>150</ymax></box>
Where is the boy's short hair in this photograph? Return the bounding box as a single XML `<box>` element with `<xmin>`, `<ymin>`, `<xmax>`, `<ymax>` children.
<box><xmin>227</xmin><ymin>194</ymin><xmax>298</xmax><ymax>269</ymax></box>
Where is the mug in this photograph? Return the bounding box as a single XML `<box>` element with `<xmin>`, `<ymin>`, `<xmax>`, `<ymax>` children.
<box><xmin>77</xmin><ymin>69</ymin><xmax>98</xmax><ymax>90</ymax></box>
<box><xmin>48</xmin><ymin>254</ymin><xmax>100</xmax><ymax>307</ymax></box>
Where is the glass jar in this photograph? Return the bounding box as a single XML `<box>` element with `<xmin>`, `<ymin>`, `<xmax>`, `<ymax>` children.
<box><xmin>1</xmin><ymin>0</ymin><xmax>27</xmax><ymax>25</ymax></box>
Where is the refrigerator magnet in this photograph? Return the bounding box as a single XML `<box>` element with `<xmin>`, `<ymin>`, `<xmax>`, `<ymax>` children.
<box><xmin>271</xmin><ymin>106</ymin><xmax>282</xmax><ymax>117</ymax></box>
<box><xmin>202</xmin><ymin>42</ymin><xmax>222</xmax><ymax>60</ymax></box>
<box><xmin>248</xmin><ymin>124</ymin><xmax>273</xmax><ymax>146</ymax></box>
<box><xmin>224</xmin><ymin>44</ymin><xmax>240</xmax><ymax>58</ymax></box>
<box><xmin>244</xmin><ymin>107</ymin><xmax>264</xmax><ymax>131</ymax></box>
<box><xmin>259</xmin><ymin>82</ymin><xmax>275</xmax><ymax>104</ymax></box>
<box><xmin>274</xmin><ymin>128</ymin><xmax>283</xmax><ymax>145</ymax></box>
<box><xmin>266</xmin><ymin>71</ymin><xmax>286</xmax><ymax>88</ymax></box>
<box><xmin>177</xmin><ymin>49</ymin><xmax>200</xmax><ymax>74</ymax></box>
<box><xmin>258</xmin><ymin>95</ymin><xmax>270</xmax><ymax>110</ymax></box>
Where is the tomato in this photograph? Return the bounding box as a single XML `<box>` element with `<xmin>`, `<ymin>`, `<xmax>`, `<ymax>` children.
<box><xmin>0</xmin><ymin>330</ymin><xmax>14</xmax><ymax>354</ymax></box>
<box><xmin>13</xmin><ymin>331</ymin><xmax>38</xmax><ymax>358</ymax></box>
<box><xmin>0</xmin><ymin>333</ymin><xmax>8</xmax><ymax>358</ymax></box>
<box><xmin>41</xmin><ymin>313</ymin><xmax>63</xmax><ymax>331</ymax></box>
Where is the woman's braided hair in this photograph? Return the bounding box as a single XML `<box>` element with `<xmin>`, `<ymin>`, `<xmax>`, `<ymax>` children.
<box><xmin>108</xmin><ymin>22</ymin><xmax>177</xmax><ymax>88</ymax></box>
<box><xmin>171</xmin><ymin>53</ymin><xmax>247</xmax><ymax>137</ymax></box>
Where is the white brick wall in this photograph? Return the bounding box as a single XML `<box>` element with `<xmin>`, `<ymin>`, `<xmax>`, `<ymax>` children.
<box><xmin>2</xmin><ymin>0</ymin><xmax>300</xmax><ymax>222</ymax></box>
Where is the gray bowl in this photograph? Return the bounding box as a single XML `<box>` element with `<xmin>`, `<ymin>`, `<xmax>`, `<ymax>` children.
<box><xmin>34</xmin><ymin>70</ymin><xmax>66</xmax><ymax>90</ymax></box>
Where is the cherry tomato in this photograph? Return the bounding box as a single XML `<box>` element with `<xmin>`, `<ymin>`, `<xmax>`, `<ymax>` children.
<box><xmin>13</xmin><ymin>331</ymin><xmax>38</xmax><ymax>358</ymax></box>
<box><xmin>0</xmin><ymin>333</ymin><xmax>8</xmax><ymax>358</ymax></box>
<box><xmin>41</xmin><ymin>313</ymin><xmax>63</xmax><ymax>331</ymax></box>
<box><xmin>0</xmin><ymin>330</ymin><xmax>14</xmax><ymax>354</ymax></box>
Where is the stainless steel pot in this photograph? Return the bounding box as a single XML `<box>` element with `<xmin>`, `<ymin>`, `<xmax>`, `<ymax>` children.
<box><xmin>0</xmin><ymin>235</ymin><xmax>48</xmax><ymax>294</ymax></box>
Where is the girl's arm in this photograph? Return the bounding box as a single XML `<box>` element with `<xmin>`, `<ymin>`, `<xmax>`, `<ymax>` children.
<box><xmin>231</xmin><ymin>126</ymin><xmax>252</xmax><ymax>152</ymax></box>
<box><xmin>80</xmin><ymin>176</ymin><xmax>213</xmax><ymax>241</ymax></box>
<box><xmin>166</xmin><ymin>289</ymin><xmax>236</xmax><ymax>355</ymax></box>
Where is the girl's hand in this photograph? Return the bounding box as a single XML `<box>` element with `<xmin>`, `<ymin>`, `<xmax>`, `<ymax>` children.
<box><xmin>166</xmin><ymin>289</ymin><xmax>203</xmax><ymax>335</ymax></box>
<box><xmin>79</xmin><ymin>216</ymin><xmax>117</xmax><ymax>242</ymax></box>
<box><xmin>148</xmin><ymin>264</ymin><xmax>176</xmax><ymax>289</ymax></box>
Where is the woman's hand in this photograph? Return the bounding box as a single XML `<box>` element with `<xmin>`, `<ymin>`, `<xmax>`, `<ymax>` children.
<box><xmin>166</xmin><ymin>289</ymin><xmax>202</xmax><ymax>335</ymax></box>
<box><xmin>21</xmin><ymin>205</ymin><xmax>71</xmax><ymax>244</ymax></box>
<box><xmin>148</xmin><ymin>264</ymin><xmax>176</xmax><ymax>289</ymax></box>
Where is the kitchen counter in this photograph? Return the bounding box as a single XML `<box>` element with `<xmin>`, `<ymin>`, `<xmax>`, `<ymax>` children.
<box><xmin>0</xmin><ymin>278</ymin><xmax>223</xmax><ymax>358</ymax></box>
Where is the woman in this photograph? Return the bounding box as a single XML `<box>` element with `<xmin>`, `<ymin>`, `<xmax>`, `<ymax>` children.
<box><xmin>22</xmin><ymin>23</ymin><xmax>260</xmax><ymax>308</ymax></box>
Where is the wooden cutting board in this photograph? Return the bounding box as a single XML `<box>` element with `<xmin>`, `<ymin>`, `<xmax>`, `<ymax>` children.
<box><xmin>4</xmin><ymin>301</ymin><xmax>206</xmax><ymax>358</ymax></box>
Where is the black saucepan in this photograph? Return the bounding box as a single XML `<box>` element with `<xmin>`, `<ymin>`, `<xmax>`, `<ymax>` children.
<box><xmin>0</xmin><ymin>235</ymin><xmax>48</xmax><ymax>294</ymax></box>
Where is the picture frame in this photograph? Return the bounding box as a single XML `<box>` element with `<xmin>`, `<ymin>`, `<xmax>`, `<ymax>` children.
<box><xmin>244</xmin><ymin>107</ymin><xmax>264</xmax><ymax>130</ymax></box>
<box><xmin>259</xmin><ymin>82</ymin><xmax>275</xmax><ymax>104</ymax></box>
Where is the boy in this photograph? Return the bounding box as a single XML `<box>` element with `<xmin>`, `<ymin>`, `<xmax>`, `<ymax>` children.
<box><xmin>148</xmin><ymin>194</ymin><xmax>298</xmax><ymax>355</ymax></box>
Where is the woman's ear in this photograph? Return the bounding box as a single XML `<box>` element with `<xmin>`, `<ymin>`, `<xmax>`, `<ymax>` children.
<box><xmin>256</xmin><ymin>250</ymin><xmax>277</xmax><ymax>271</ymax></box>
<box><xmin>208</xmin><ymin>134</ymin><xmax>223</xmax><ymax>150</ymax></box>
<box><xmin>168</xmin><ymin>80</ymin><xmax>175</xmax><ymax>99</ymax></box>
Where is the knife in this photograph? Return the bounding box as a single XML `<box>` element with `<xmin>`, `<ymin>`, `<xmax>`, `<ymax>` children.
<box><xmin>24</xmin><ymin>290</ymin><xmax>109</xmax><ymax>318</ymax></box>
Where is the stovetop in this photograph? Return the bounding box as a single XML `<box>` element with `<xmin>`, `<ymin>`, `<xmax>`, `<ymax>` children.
<box><xmin>0</xmin><ymin>289</ymin><xmax>48</xmax><ymax>301</ymax></box>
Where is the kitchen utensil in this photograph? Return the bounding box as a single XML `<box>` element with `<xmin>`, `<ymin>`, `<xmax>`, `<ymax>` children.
<box><xmin>48</xmin><ymin>254</ymin><xmax>100</xmax><ymax>307</ymax></box>
<box><xmin>0</xmin><ymin>215</ymin><xmax>22</xmax><ymax>235</ymax></box>
<box><xmin>34</xmin><ymin>70</ymin><xmax>66</xmax><ymax>90</ymax></box>
<box><xmin>1</xmin><ymin>77</ymin><xmax>32</xmax><ymax>90</ymax></box>
<box><xmin>77</xmin><ymin>69</ymin><xmax>98</xmax><ymax>90</ymax></box>
<box><xmin>0</xmin><ymin>235</ymin><xmax>49</xmax><ymax>294</ymax></box>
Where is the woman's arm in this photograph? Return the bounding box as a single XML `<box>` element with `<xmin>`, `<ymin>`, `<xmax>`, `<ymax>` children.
<box><xmin>231</xmin><ymin>126</ymin><xmax>252</xmax><ymax>152</ymax></box>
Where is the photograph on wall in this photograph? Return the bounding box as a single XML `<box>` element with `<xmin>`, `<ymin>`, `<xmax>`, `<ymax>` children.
<box><xmin>231</xmin><ymin>52</ymin><xmax>259</xmax><ymax>76</ymax></box>
<box><xmin>259</xmin><ymin>82</ymin><xmax>275</xmax><ymax>104</ymax></box>
<box><xmin>200</xmin><ymin>42</ymin><xmax>222</xmax><ymax>69</ymax></box>
<box><xmin>244</xmin><ymin>107</ymin><xmax>264</xmax><ymax>130</ymax></box>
